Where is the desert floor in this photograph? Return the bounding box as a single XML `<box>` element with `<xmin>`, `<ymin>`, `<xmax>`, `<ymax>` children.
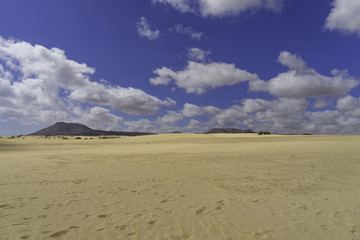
<box><xmin>0</xmin><ymin>134</ymin><xmax>360</xmax><ymax>240</ymax></box>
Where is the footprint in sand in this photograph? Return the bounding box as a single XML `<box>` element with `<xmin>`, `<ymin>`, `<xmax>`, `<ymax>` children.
<box><xmin>320</xmin><ymin>225</ymin><xmax>332</xmax><ymax>231</ymax></box>
<box><xmin>334</xmin><ymin>210</ymin><xmax>352</xmax><ymax>220</ymax></box>
<box><xmin>133</xmin><ymin>213</ymin><xmax>143</xmax><ymax>218</ymax></box>
<box><xmin>148</xmin><ymin>220</ymin><xmax>157</xmax><ymax>225</ymax></box>
<box><xmin>195</xmin><ymin>207</ymin><xmax>207</xmax><ymax>215</ymax></box>
<box><xmin>49</xmin><ymin>226</ymin><xmax>79</xmax><ymax>238</ymax></box>
<box><xmin>215</xmin><ymin>200</ymin><xmax>226</xmax><ymax>210</ymax></box>
<box><xmin>351</xmin><ymin>224</ymin><xmax>360</xmax><ymax>239</ymax></box>
<box><xmin>215</xmin><ymin>204</ymin><xmax>225</xmax><ymax>210</ymax></box>
<box><xmin>49</xmin><ymin>230</ymin><xmax>68</xmax><ymax>238</ymax></box>
<box><xmin>253</xmin><ymin>230</ymin><xmax>270</xmax><ymax>239</ymax></box>
<box><xmin>116</xmin><ymin>225</ymin><xmax>127</xmax><ymax>230</ymax></box>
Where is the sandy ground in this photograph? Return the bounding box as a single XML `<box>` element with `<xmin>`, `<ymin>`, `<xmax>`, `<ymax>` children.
<box><xmin>0</xmin><ymin>134</ymin><xmax>360</xmax><ymax>240</ymax></box>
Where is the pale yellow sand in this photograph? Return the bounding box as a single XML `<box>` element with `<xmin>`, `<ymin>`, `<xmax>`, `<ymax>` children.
<box><xmin>1</xmin><ymin>134</ymin><xmax>360</xmax><ymax>240</ymax></box>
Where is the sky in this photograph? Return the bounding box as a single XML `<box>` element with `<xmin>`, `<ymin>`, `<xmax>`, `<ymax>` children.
<box><xmin>1</xmin><ymin>0</ymin><xmax>360</xmax><ymax>135</ymax></box>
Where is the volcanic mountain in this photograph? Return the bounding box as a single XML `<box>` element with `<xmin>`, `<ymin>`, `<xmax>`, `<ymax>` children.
<box><xmin>29</xmin><ymin>122</ymin><xmax>155</xmax><ymax>136</ymax></box>
<box><xmin>205</xmin><ymin>128</ymin><xmax>255</xmax><ymax>134</ymax></box>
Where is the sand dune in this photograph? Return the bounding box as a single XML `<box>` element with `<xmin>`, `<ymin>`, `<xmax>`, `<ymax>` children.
<box><xmin>1</xmin><ymin>134</ymin><xmax>360</xmax><ymax>239</ymax></box>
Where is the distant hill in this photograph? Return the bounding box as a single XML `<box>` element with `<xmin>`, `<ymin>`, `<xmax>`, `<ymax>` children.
<box><xmin>29</xmin><ymin>122</ymin><xmax>156</xmax><ymax>136</ymax></box>
<box><xmin>205</xmin><ymin>128</ymin><xmax>255</xmax><ymax>134</ymax></box>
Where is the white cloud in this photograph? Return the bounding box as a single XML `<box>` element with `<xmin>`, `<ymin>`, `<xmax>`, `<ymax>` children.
<box><xmin>187</xmin><ymin>47</ymin><xmax>211</xmax><ymax>62</ymax></box>
<box><xmin>79</xmin><ymin>107</ymin><xmax>123</xmax><ymax>131</ymax></box>
<box><xmin>268</xmin><ymin>71</ymin><xmax>356</xmax><ymax>98</ymax></box>
<box><xmin>3</xmin><ymin>36</ymin><xmax>360</xmax><ymax>135</ymax></box>
<box><xmin>184</xmin><ymin>119</ymin><xmax>210</xmax><ymax>132</ymax></box>
<box><xmin>336</xmin><ymin>95</ymin><xmax>360</xmax><ymax>118</ymax></box>
<box><xmin>0</xmin><ymin>36</ymin><xmax>173</xmax><ymax>126</ymax></box>
<box><xmin>251</xmin><ymin>51</ymin><xmax>359</xmax><ymax>98</ymax></box>
<box><xmin>124</xmin><ymin>119</ymin><xmax>154</xmax><ymax>132</ymax></box>
<box><xmin>123</xmin><ymin>97</ymin><xmax>360</xmax><ymax>134</ymax></box>
<box><xmin>242</xmin><ymin>98</ymin><xmax>272</xmax><ymax>113</ymax></box>
<box><xmin>307</xmin><ymin>110</ymin><xmax>340</xmax><ymax>125</ymax></box>
<box><xmin>156</xmin><ymin>110</ymin><xmax>183</xmax><ymax>125</ymax></box>
<box><xmin>203</xmin><ymin>105</ymin><xmax>221</xmax><ymax>115</ymax></box>
<box><xmin>0</xmin><ymin>38</ymin><xmax>94</xmax><ymax>90</ymax></box>
<box><xmin>153</xmin><ymin>0</ymin><xmax>284</xmax><ymax>17</ymax></box>
<box><xmin>199</xmin><ymin>0</ymin><xmax>283</xmax><ymax>17</ymax></box>
<box><xmin>152</xmin><ymin>0</ymin><xmax>194</xmax><ymax>13</ymax></box>
<box><xmin>137</xmin><ymin>17</ymin><xmax>160</xmax><ymax>40</ymax></box>
<box><xmin>325</xmin><ymin>0</ymin><xmax>360</xmax><ymax>36</ymax></box>
<box><xmin>312</xmin><ymin>98</ymin><xmax>332</xmax><ymax>109</ymax></box>
<box><xmin>70</xmin><ymin>81</ymin><xmax>175</xmax><ymax>115</ymax></box>
<box><xmin>185</xmin><ymin>119</ymin><xmax>201</xmax><ymax>129</ymax></box>
<box><xmin>336</xmin><ymin>95</ymin><xmax>360</xmax><ymax>111</ymax></box>
<box><xmin>150</xmin><ymin>61</ymin><xmax>259</xmax><ymax>94</ymax></box>
<box><xmin>242</xmin><ymin>97</ymin><xmax>360</xmax><ymax>134</ymax></box>
<box><xmin>212</xmin><ymin>105</ymin><xmax>246</xmax><ymax>127</ymax></box>
<box><xmin>248</xmin><ymin>78</ymin><xmax>268</xmax><ymax>92</ymax></box>
<box><xmin>277</xmin><ymin>51</ymin><xmax>308</xmax><ymax>73</ymax></box>
<box><xmin>336</xmin><ymin>116</ymin><xmax>360</xmax><ymax>126</ymax></box>
<box><xmin>171</xmin><ymin>24</ymin><xmax>204</xmax><ymax>40</ymax></box>
<box><xmin>182</xmin><ymin>103</ymin><xmax>205</xmax><ymax>117</ymax></box>
<box><xmin>251</xmin><ymin>98</ymin><xmax>309</xmax><ymax>133</ymax></box>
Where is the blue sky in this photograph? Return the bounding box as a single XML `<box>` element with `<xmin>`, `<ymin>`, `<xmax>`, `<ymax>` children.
<box><xmin>1</xmin><ymin>0</ymin><xmax>360</xmax><ymax>135</ymax></box>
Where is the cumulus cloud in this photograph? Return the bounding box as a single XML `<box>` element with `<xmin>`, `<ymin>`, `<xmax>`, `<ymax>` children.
<box><xmin>153</xmin><ymin>0</ymin><xmax>284</xmax><ymax>17</ymax></box>
<box><xmin>0</xmin><ymin>36</ymin><xmax>173</xmax><ymax>126</ymax></box>
<box><xmin>171</xmin><ymin>24</ymin><xmax>204</xmax><ymax>40</ymax></box>
<box><xmin>173</xmin><ymin>100</ymin><xmax>308</xmax><ymax>132</ymax></box>
<box><xmin>187</xmin><ymin>47</ymin><xmax>211</xmax><ymax>62</ymax></box>
<box><xmin>203</xmin><ymin>105</ymin><xmax>221</xmax><ymax>115</ymax></box>
<box><xmin>156</xmin><ymin>110</ymin><xmax>183</xmax><ymax>125</ymax></box>
<box><xmin>336</xmin><ymin>95</ymin><xmax>360</xmax><ymax>118</ymax></box>
<box><xmin>249</xmin><ymin>98</ymin><xmax>309</xmax><ymax>133</ymax></box>
<box><xmin>251</xmin><ymin>51</ymin><xmax>359</xmax><ymax>98</ymax></box>
<box><xmin>182</xmin><ymin>103</ymin><xmax>205</xmax><ymax>117</ymax></box>
<box><xmin>277</xmin><ymin>51</ymin><xmax>309</xmax><ymax>73</ymax></box>
<box><xmin>124</xmin><ymin>119</ymin><xmax>154</xmax><ymax>132</ymax></box>
<box><xmin>212</xmin><ymin>105</ymin><xmax>246</xmax><ymax>126</ymax></box>
<box><xmin>242</xmin><ymin>98</ymin><xmax>272</xmax><ymax>113</ymax></box>
<box><xmin>152</xmin><ymin>0</ymin><xmax>194</xmax><ymax>13</ymax></box>
<box><xmin>150</xmin><ymin>61</ymin><xmax>259</xmax><ymax>94</ymax></box>
<box><xmin>248</xmin><ymin>78</ymin><xmax>268</xmax><ymax>92</ymax></box>
<box><xmin>216</xmin><ymin>97</ymin><xmax>360</xmax><ymax>134</ymax></box>
<box><xmin>185</xmin><ymin>119</ymin><xmax>201</xmax><ymax>130</ymax></box>
<box><xmin>0</xmin><ymin>38</ymin><xmax>94</xmax><ymax>90</ymax></box>
<box><xmin>336</xmin><ymin>95</ymin><xmax>360</xmax><ymax>111</ymax></box>
<box><xmin>305</xmin><ymin>108</ymin><xmax>360</xmax><ymax>134</ymax></box>
<box><xmin>70</xmin><ymin>82</ymin><xmax>175</xmax><ymax>115</ymax></box>
<box><xmin>266</xmin><ymin>98</ymin><xmax>308</xmax><ymax>118</ymax></box>
<box><xmin>199</xmin><ymin>0</ymin><xmax>283</xmax><ymax>17</ymax></box>
<box><xmin>123</xmin><ymin>96</ymin><xmax>360</xmax><ymax>134</ymax></box>
<box><xmin>312</xmin><ymin>98</ymin><xmax>332</xmax><ymax>109</ymax></box>
<box><xmin>137</xmin><ymin>17</ymin><xmax>160</xmax><ymax>40</ymax></box>
<box><xmin>325</xmin><ymin>0</ymin><xmax>360</xmax><ymax>36</ymax></box>
<box><xmin>78</xmin><ymin>107</ymin><xmax>123</xmax><ymax>131</ymax></box>
<box><xmin>307</xmin><ymin>110</ymin><xmax>340</xmax><ymax>125</ymax></box>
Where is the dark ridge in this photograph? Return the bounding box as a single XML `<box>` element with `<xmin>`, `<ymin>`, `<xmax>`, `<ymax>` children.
<box><xmin>29</xmin><ymin>122</ymin><xmax>156</xmax><ymax>136</ymax></box>
<box><xmin>205</xmin><ymin>128</ymin><xmax>255</xmax><ymax>134</ymax></box>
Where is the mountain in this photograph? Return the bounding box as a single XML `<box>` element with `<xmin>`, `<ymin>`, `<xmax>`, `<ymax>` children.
<box><xmin>205</xmin><ymin>128</ymin><xmax>255</xmax><ymax>134</ymax></box>
<box><xmin>29</xmin><ymin>122</ymin><xmax>156</xmax><ymax>136</ymax></box>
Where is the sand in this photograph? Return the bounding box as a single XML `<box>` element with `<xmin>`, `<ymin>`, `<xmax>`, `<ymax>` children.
<box><xmin>0</xmin><ymin>134</ymin><xmax>360</xmax><ymax>240</ymax></box>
